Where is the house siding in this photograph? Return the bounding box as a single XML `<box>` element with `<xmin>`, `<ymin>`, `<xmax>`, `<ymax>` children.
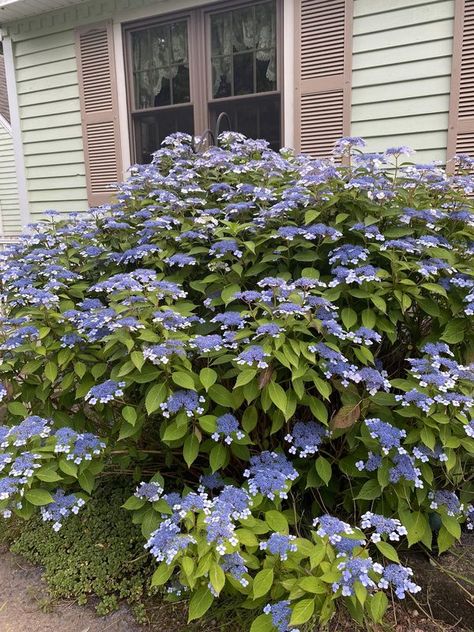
<box><xmin>351</xmin><ymin>0</ymin><xmax>455</xmax><ymax>163</ymax></box>
<box><xmin>0</xmin><ymin>120</ymin><xmax>22</xmax><ymax>235</ymax></box>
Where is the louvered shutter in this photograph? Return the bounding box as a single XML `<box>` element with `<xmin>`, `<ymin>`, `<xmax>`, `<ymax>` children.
<box><xmin>447</xmin><ymin>0</ymin><xmax>474</xmax><ymax>163</ymax></box>
<box><xmin>75</xmin><ymin>23</ymin><xmax>122</xmax><ymax>206</ymax></box>
<box><xmin>294</xmin><ymin>0</ymin><xmax>352</xmax><ymax>158</ymax></box>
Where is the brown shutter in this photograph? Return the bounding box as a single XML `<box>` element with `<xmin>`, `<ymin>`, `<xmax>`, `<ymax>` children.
<box><xmin>294</xmin><ymin>0</ymin><xmax>352</xmax><ymax>157</ymax></box>
<box><xmin>75</xmin><ymin>23</ymin><xmax>122</xmax><ymax>207</ymax></box>
<box><xmin>0</xmin><ymin>54</ymin><xmax>10</xmax><ymax>123</ymax></box>
<box><xmin>447</xmin><ymin>0</ymin><xmax>474</xmax><ymax>163</ymax></box>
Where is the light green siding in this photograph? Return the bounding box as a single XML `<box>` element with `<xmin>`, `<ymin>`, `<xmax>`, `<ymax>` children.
<box><xmin>0</xmin><ymin>121</ymin><xmax>21</xmax><ymax>234</ymax></box>
<box><xmin>351</xmin><ymin>0</ymin><xmax>455</xmax><ymax>162</ymax></box>
<box><xmin>14</xmin><ymin>28</ymin><xmax>88</xmax><ymax>218</ymax></box>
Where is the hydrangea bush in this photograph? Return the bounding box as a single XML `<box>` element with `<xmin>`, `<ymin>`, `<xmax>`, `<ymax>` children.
<box><xmin>0</xmin><ymin>133</ymin><xmax>473</xmax><ymax>630</ymax></box>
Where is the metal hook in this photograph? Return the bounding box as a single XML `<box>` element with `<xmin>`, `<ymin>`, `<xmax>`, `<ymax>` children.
<box><xmin>191</xmin><ymin>112</ymin><xmax>233</xmax><ymax>153</ymax></box>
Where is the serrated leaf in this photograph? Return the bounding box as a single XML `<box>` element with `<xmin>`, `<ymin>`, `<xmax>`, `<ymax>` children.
<box><xmin>267</xmin><ymin>381</ymin><xmax>287</xmax><ymax>413</ymax></box>
<box><xmin>367</xmin><ymin>591</ymin><xmax>388</xmax><ymax>623</ymax></box>
<box><xmin>235</xmin><ymin>369</ymin><xmax>257</xmax><ymax>388</ymax></box>
<box><xmin>122</xmin><ymin>405</ymin><xmax>137</xmax><ymax>426</ymax></box>
<box><xmin>356</xmin><ymin>479</ymin><xmax>381</xmax><ymax>500</ymax></box>
<box><xmin>172</xmin><ymin>371</ymin><xmax>196</xmax><ymax>390</ymax></box>
<box><xmin>200</xmin><ymin>368</ymin><xmax>217</xmax><ymax>391</ymax></box>
<box><xmin>315</xmin><ymin>456</ymin><xmax>332</xmax><ymax>486</ymax></box>
<box><xmin>265</xmin><ymin>510</ymin><xmax>289</xmax><ymax>533</ymax></box>
<box><xmin>253</xmin><ymin>568</ymin><xmax>274</xmax><ymax>598</ymax></box>
<box><xmin>249</xmin><ymin>614</ymin><xmax>273</xmax><ymax>632</ymax></box>
<box><xmin>183</xmin><ymin>434</ymin><xmax>199</xmax><ymax>467</ymax></box>
<box><xmin>210</xmin><ymin>443</ymin><xmax>227</xmax><ymax>472</ymax></box>
<box><xmin>289</xmin><ymin>598</ymin><xmax>315</xmax><ymax>626</ymax></box>
<box><xmin>188</xmin><ymin>585</ymin><xmax>214</xmax><ymax>622</ymax></box>
<box><xmin>44</xmin><ymin>361</ymin><xmax>57</xmax><ymax>382</ymax></box>
<box><xmin>145</xmin><ymin>383</ymin><xmax>167</xmax><ymax>415</ymax></box>
<box><xmin>151</xmin><ymin>563</ymin><xmax>174</xmax><ymax>586</ymax></box>
<box><xmin>209</xmin><ymin>562</ymin><xmax>226</xmax><ymax>595</ymax></box>
<box><xmin>330</xmin><ymin>404</ymin><xmax>360</xmax><ymax>430</ymax></box>
<box><xmin>24</xmin><ymin>489</ymin><xmax>54</xmax><ymax>506</ymax></box>
<box><xmin>375</xmin><ymin>541</ymin><xmax>399</xmax><ymax>563</ymax></box>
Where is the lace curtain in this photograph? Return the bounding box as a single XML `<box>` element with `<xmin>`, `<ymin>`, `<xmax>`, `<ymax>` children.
<box><xmin>211</xmin><ymin>4</ymin><xmax>276</xmax><ymax>96</ymax></box>
<box><xmin>133</xmin><ymin>22</ymin><xmax>188</xmax><ymax>108</ymax></box>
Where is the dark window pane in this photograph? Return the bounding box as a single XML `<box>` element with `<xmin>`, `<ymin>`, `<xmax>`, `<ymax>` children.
<box><xmin>134</xmin><ymin>107</ymin><xmax>194</xmax><ymax>163</ymax></box>
<box><xmin>210</xmin><ymin>2</ymin><xmax>276</xmax><ymax>100</ymax></box>
<box><xmin>211</xmin><ymin>13</ymin><xmax>232</xmax><ymax>56</ymax></box>
<box><xmin>256</xmin><ymin>51</ymin><xmax>276</xmax><ymax>93</ymax></box>
<box><xmin>209</xmin><ymin>95</ymin><xmax>280</xmax><ymax>150</ymax></box>
<box><xmin>232</xmin><ymin>7</ymin><xmax>255</xmax><ymax>52</ymax></box>
<box><xmin>212</xmin><ymin>56</ymin><xmax>232</xmax><ymax>98</ymax></box>
<box><xmin>131</xmin><ymin>20</ymin><xmax>190</xmax><ymax>110</ymax></box>
<box><xmin>172</xmin><ymin>64</ymin><xmax>190</xmax><ymax>103</ymax></box>
<box><xmin>234</xmin><ymin>52</ymin><xmax>254</xmax><ymax>95</ymax></box>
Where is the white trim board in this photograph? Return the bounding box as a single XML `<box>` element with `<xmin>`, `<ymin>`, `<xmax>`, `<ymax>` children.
<box><xmin>2</xmin><ymin>35</ymin><xmax>29</xmax><ymax>230</ymax></box>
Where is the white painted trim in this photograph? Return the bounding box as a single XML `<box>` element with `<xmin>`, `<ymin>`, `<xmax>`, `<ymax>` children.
<box><xmin>113</xmin><ymin>20</ymin><xmax>131</xmax><ymax>177</ymax></box>
<box><xmin>282</xmin><ymin>0</ymin><xmax>295</xmax><ymax>148</ymax></box>
<box><xmin>0</xmin><ymin>112</ymin><xmax>11</xmax><ymax>134</ymax></box>
<box><xmin>2</xmin><ymin>35</ymin><xmax>29</xmax><ymax>230</ymax></box>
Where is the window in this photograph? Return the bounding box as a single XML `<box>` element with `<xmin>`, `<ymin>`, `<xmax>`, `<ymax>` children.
<box><xmin>125</xmin><ymin>1</ymin><xmax>280</xmax><ymax>163</ymax></box>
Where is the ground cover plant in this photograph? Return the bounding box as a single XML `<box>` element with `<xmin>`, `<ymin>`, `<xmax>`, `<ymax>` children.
<box><xmin>0</xmin><ymin>133</ymin><xmax>472</xmax><ymax>631</ymax></box>
<box><xmin>10</xmin><ymin>480</ymin><xmax>155</xmax><ymax>619</ymax></box>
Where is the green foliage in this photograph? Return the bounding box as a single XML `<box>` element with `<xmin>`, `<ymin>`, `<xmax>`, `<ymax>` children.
<box><xmin>0</xmin><ymin>134</ymin><xmax>473</xmax><ymax>630</ymax></box>
<box><xmin>10</xmin><ymin>482</ymin><xmax>155</xmax><ymax>621</ymax></box>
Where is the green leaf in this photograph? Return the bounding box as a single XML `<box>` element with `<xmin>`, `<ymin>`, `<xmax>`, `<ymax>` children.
<box><xmin>356</xmin><ymin>480</ymin><xmax>381</xmax><ymax>500</ymax></box>
<box><xmin>122</xmin><ymin>495</ymin><xmax>146</xmax><ymax>510</ymax></box>
<box><xmin>24</xmin><ymin>489</ymin><xmax>54</xmax><ymax>506</ymax></box>
<box><xmin>122</xmin><ymin>406</ymin><xmax>137</xmax><ymax>426</ymax></box>
<box><xmin>210</xmin><ymin>444</ymin><xmax>227</xmax><ymax>472</ymax></box>
<box><xmin>341</xmin><ymin>307</ymin><xmax>357</xmax><ymax>329</ymax></box>
<box><xmin>131</xmin><ymin>350</ymin><xmax>145</xmax><ymax>371</ymax></box>
<box><xmin>209</xmin><ymin>561</ymin><xmax>226</xmax><ymax>595</ymax></box>
<box><xmin>44</xmin><ymin>361</ymin><xmax>58</xmax><ymax>382</ymax></box>
<box><xmin>78</xmin><ymin>470</ymin><xmax>94</xmax><ymax>494</ymax></box>
<box><xmin>313</xmin><ymin>377</ymin><xmax>331</xmax><ymax>400</ymax></box>
<box><xmin>441</xmin><ymin>514</ymin><xmax>461</xmax><ymax>539</ymax></box>
<box><xmin>375</xmin><ymin>541</ymin><xmax>399</xmax><ymax>563</ymax></box>
<box><xmin>221</xmin><ymin>284</ymin><xmax>240</xmax><ymax>305</ymax></box>
<box><xmin>289</xmin><ymin>598</ymin><xmax>315</xmax><ymax>626</ymax></box>
<box><xmin>298</xmin><ymin>576</ymin><xmax>326</xmax><ymax>594</ymax></box>
<box><xmin>249</xmin><ymin>614</ymin><xmax>273</xmax><ymax>632</ymax></box>
<box><xmin>253</xmin><ymin>568</ymin><xmax>274</xmax><ymax>598</ymax></box>
<box><xmin>208</xmin><ymin>384</ymin><xmax>233</xmax><ymax>407</ymax></box>
<box><xmin>200</xmin><ymin>368</ymin><xmax>217</xmax><ymax>391</ymax></box>
<box><xmin>405</xmin><ymin>511</ymin><xmax>429</xmax><ymax>546</ymax></box>
<box><xmin>441</xmin><ymin>319</ymin><xmax>465</xmax><ymax>344</ymax></box>
<box><xmin>145</xmin><ymin>383</ymin><xmax>167</xmax><ymax>415</ymax></box>
<box><xmin>361</xmin><ymin>308</ymin><xmax>376</xmax><ymax>329</ymax></box>
<box><xmin>172</xmin><ymin>371</ymin><xmax>196</xmax><ymax>390</ymax></box>
<box><xmin>183</xmin><ymin>434</ymin><xmax>200</xmax><ymax>467</ymax></box>
<box><xmin>188</xmin><ymin>585</ymin><xmax>214</xmax><ymax>622</ymax></box>
<box><xmin>367</xmin><ymin>591</ymin><xmax>388</xmax><ymax>623</ymax></box>
<box><xmin>59</xmin><ymin>458</ymin><xmax>78</xmax><ymax>478</ymax></box>
<box><xmin>151</xmin><ymin>563</ymin><xmax>175</xmax><ymax>586</ymax></box>
<box><xmin>315</xmin><ymin>456</ymin><xmax>332</xmax><ymax>486</ymax></box>
<box><xmin>235</xmin><ymin>369</ymin><xmax>257</xmax><ymax>388</ymax></box>
<box><xmin>163</xmin><ymin>421</ymin><xmax>188</xmax><ymax>442</ymax></box>
<box><xmin>265</xmin><ymin>510</ymin><xmax>289</xmax><ymax>533</ymax></box>
<box><xmin>7</xmin><ymin>401</ymin><xmax>28</xmax><ymax>417</ymax></box>
<box><xmin>267</xmin><ymin>381</ymin><xmax>287</xmax><ymax>413</ymax></box>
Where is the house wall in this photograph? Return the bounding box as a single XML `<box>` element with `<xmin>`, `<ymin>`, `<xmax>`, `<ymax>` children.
<box><xmin>0</xmin><ymin>117</ymin><xmax>22</xmax><ymax>234</ymax></box>
<box><xmin>351</xmin><ymin>0</ymin><xmax>455</xmax><ymax>163</ymax></box>
<box><xmin>6</xmin><ymin>0</ymin><xmax>209</xmax><ymax>222</ymax></box>
<box><xmin>3</xmin><ymin>0</ymin><xmax>458</xmax><ymax>222</ymax></box>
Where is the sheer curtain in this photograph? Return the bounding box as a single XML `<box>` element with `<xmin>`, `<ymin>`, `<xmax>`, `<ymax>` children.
<box><xmin>133</xmin><ymin>23</ymin><xmax>188</xmax><ymax>107</ymax></box>
<box><xmin>211</xmin><ymin>3</ymin><xmax>276</xmax><ymax>97</ymax></box>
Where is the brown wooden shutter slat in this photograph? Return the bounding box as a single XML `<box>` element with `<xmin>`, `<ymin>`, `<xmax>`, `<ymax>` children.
<box><xmin>295</xmin><ymin>0</ymin><xmax>352</xmax><ymax>158</ymax></box>
<box><xmin>75</xmin><ymin>23</ymin><xmax>122</xmax><ymax>207</ymax></box>
<box><xmin>447</xmin><ymin>0</ymin><xmax>474</xmax><ymax>163</ymax></box>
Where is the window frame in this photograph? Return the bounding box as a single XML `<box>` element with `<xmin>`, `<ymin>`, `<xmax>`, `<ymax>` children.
<box><xmin>123</xmin><ymin>0</ymin><xmax>283</xmax><ymax>163</ymax></box>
